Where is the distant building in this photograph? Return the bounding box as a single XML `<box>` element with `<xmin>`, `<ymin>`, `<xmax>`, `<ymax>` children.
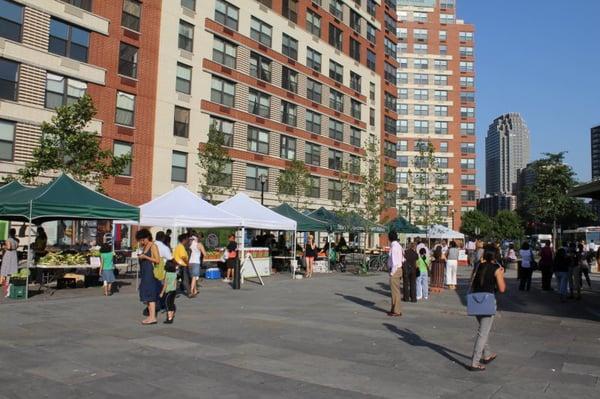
<box><xmin>477</xmin><ymin>194</ymin><xmax>517</xmax><ymax>217</ymax></box>
<box><xmin>485</xmin><ymin>113</ymin><xmax>530</xmax><ymax>195</ymax></box>
<box><xmin>591</xmin><ymin>125</ymin><xmax>600</xmax><ymax>179</ymax></box>
<box><xmin>516</xmin><ymin>162</ymin><xmax>537</xmax><ymax>206</ymax></box>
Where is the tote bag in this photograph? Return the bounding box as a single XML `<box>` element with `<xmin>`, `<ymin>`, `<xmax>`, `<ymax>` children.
<box><xmin>466</xmin><ymin>263</ymin><xmax>497</xmax><ymax>316</ymax></box>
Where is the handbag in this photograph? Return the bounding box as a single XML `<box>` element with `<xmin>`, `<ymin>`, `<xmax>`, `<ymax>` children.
<box><xmin>153</xmin><ymin>259</ymin><xmax>166</xmax><ymax>281</ymax></box>
<box><xmin>466</xmin><ymin>263</ymin><xmax>496</xmax><ymax>316</ymax></box>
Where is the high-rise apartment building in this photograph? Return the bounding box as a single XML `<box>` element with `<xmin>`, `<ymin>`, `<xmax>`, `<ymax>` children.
<box><xmin>0</xmin><ymin>0</ymin><xmax>398</xmax><ymax>215</ymax></box>
<box><xmin>485</xmin><ymin>112</ymin><xmax>530</xmax><ymax>195</ymax></box>
<box><xmin>395</xmin><ymin>0</ymin><xmax>475</xmax><ymax>229</ymax></box>
<box><xmin>591</xmin><ymin>124</ymin><xmax>600</xmax><ymax>179</ymax></box>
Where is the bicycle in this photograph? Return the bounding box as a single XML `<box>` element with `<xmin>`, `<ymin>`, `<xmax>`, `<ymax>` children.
<box><xmin>367</xmin><ymin>253</ymin><xmax>389</xmax><ymax>272</ymax></box>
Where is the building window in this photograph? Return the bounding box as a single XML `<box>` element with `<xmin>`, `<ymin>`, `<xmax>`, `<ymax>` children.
<box><xmin>216</xmin><ymin>162</ymin><xmax>233</xmax><ymax>187</ymax></box>
<box><xmin>435</xmin><ymin>121</ymin><xmax>448</xmax><ymax>134</ymax></box>
<box><xmin>307</xmin><ymin>79</ymin><xmax>322</xmax><ymax>103</ymax></box>
<box><xmin>328</xmin><ymin>24</ymin><xmax>343</xmax><ymax>50</ymax></box>
<box><xmin>347</xmin><ymin>128</ymin><xmax>360</xmax><ymax>148</ymax></box>
<box><xmin>118</xmin><ymin>43</ymin><xmax>138</xmax><ymax>78</ymax></box>
<box><xmin>329</xmin><ymin>89</ymin><xmax>344</xmax><ymax>112</ymax></box>
<box><xmin>397</xmin><ymin>104</ymin><xmax>408</xmax><ymax>115</ymax></box>
<box><xmin>384</xmin><ymin>141</ymin><xmax>396</xmax><ymax>159</ymax></box>
<box><xmin>45</xmin><ymin>73</ymin><xmax>87</xmax><ymax>109</ymax></box>
<box><xmin>329</xmin><ymin>60</ymin><xmax>343</xmax><ymax>83</ymax></box>
<box><xmin>328</xmin><ymin>180</ymin><xmax>342</xmax><ymax>201</ymax></box>
<box><xmin>329</xmin><ymin>0</ymin><xmax>343</xmax><ymax>19</ymax></box>
<box><xmin>210</xmin><ymin>76</ymin><xmax>235</xmax><ymax>107</ymax></box>
<box><xmin>397</xmin><ymin>155</ymin><xmax>408</xmax><ymax>167</ymax></box>
<box><xmin>440</xmin><ymin>142</ymin><xmax>448</xmax><ymax>153</ymax></box>
<box><xmin>181</xmin><ymin>0</ymin><xmax>195</xmax><ymax>10</ymax></box>
<box><xmin>257</xmin><ymin>0</ymin><xmax>272</xmax><ymax>6</ymax></box>
<box><xmin>434</xmin><ymin>75</ymin><xmax>448</xmax><ymax>86</ymax></box>
<box><xmin>306</xmin><ymin>10</ymin><xmax>321</xmax><ymax>36</ymax></box>
<box><xmin>178</xmin><ymin>20</ymin><xmax>194</xmax><ymax>52</ymax></box>
<box><xmin>367</xmin><ymin>0</ymin><xmax>376</xmax><ymax>16</ymax></box>
<box><xmin>367</xmin><ymin>50</ymin><xmax>376</xmax><ymax>71</ymax></box>
<box><xmin>250</xmin><ymin>17</ymin><xmax>272</xmax><ymax>47</ymax></box>
<box><xmin>280</xmin><ymin>135</ymin><xmax>296</xmax><ymax>160</ymax></box>
<box><xmin>305</xmin><ymin>142</ymin><xmax>321</xmax><ymax>166</ymax></box>
<box><xmin>439</xmin><ymin>30</ymin><xmax>447</xmax><ymax>41</ymax></box>
<box><xmin>435</xmin><ymin>157</ymin><xmax>449</xmax><ymax>169</ymax></box>
<box><xmin>282</xmin><ymin>33</ymin><xmax>298</xmax><ymax>60</ymax></box>
<box><xmin>460</xmin><ymin>61</ymin><xmax>474</xmax><ymax>72</ymax></box>
<box><xmin>461</xmin><ymin>159</ymin><xmax>475</xmax><ymax>170</ymax></box>
<box><xmin>281</xmin><ymin>101</ymin><xmax>297</xmax><ymax>126</ymax></box>
<box><xmin>351</xmin><ymin>100</ymin><xmax>361</xmax><ymax>119</ymax></box>
<box><xmin>461</xmin><ymin>107</ymin><xmax>475</xmax><ymax>118</ymax></box>
<box><xmin>247</xmin><ymin>126</ymin><xmax>269</xmax><ymax>154</ymax></box>
<box><xmin>370</xmin><ymin>108</ymin><xmax>375</xmax><ymax>126</ymax></box>
<box><xmin>306</xmin><ymin>176</ymin><xmax>320</xmax><ymax>198</ymax></box>
<box><xmin>459</xmin><ymin>31</ymin><xmax>474</xmax><ymax>41</ymax></box>
<box><xmin>414</xmin><ymin>28</ymin><xmax>428</xmax><ymax>40</ymax></box>
<box><xmin>366</xmin><ymin>23</ymin><xmax>376</xmax><ymax>44</ymax></box>
<box><xmin>384</xmin><ymin>116</ymin><xmax>395</xmax><ymax>134</ymax></box>
<box><xmin>115</xmin><ymin>91</ymin><xmax>135</xmax><ymax>127</ymax></box>
<box><xmin>122</xmin><ymin>0</ymin><xmax>141</xmax><ymax>32</ymax></box>
<box><xmin>350</xmin><ymin>9</ymin><xmax>361</xmax><ymax>33</ymax></box>
<box><xmin>397</xmin><ymin>120</ymin><xmax>408</xmax><ymax>133</ymax></box>
<box><xmin>212</xmin><ymin>36</ymin><xmax>237</xmax><ymax>68</ymax></box>
<box><xmin>434</xmin><ymin>90</ymin><xmax>448</xmax><ymax>101</ymax></box>
<box><xmin>434</xmin><ymin>59</ymin><xmax>448</xmax><ymax>70</ymax></box>
<box><xmin>249</xmin><ymin>52</ymin><xmax>272</xmax><ymax>82</ymax></box>
<box><xmin>461</xmin><ymin>76</ymin><xmax>475</xmax><ymax>88</ymax></box>
<box><xmin>48</xmin><ymin>18</ymin><xmax>90</xmax><ymax>62</ymax></box>
<box><xmin>414</xmin><ymin>59</ymin><xmax>428</xmax><ymax>70</ymax></box>
<box><xmin>171</xmin><ymin>151</ymin><xmax>188</xmax><ymax>182</ymax></box>
<box><xmin>369</xmin><ymin>82</ymin><xmax>376</xmax><ymax>101</ymax></box>
<box><xmin>349</xmin><ymin>155</ymin><xmax>361</xmax><ymax>175</ymax></box>
<box><xmin>461</xmin><ymin>143</ymin><xmax>475</xmax><ymax>154</ymax></box>
<box><xmin>384</xmin><ymin>37</ymin><xmax>396</xmax><ymax>58</ymax></box>
<box><xmin>305</xmin><ymin>111</ymin><xmax>321</xmax><ymax>134</ymax></box>
<box><xmin>0</xmin><ymin>0</ymin><xmax>23</xmax><ymax>42</ymax></box>
<box><xmin>282</xmin><ymin>0</ymin><xmax>298</xmax><ymax>23</ymax></box>
<box><xmin>176</xmin><ymin>63</ymin><xmax>192</xmax><ymax>94</ymax></box>
<box><xmin>414</xmin><ymin>120</ymin><xmax>429</xmax><ymax>134</ymax></box>
<box><xmin>413</xmin><ymin>11</ymin><xmax>427</xmax><ymax>22</ymax></box>
<box><xmin>349</xmin><ymin>38</ymin><xmax>361</xmax><ymax>62</ymax></box>
<box><xmin>0</xmin><ymin>119</ymin><xmax>15</xmax><ymax>161</ymax></box>
<box><xmin>461</xmin><ymin>190</ymin><xmax>476</xmax><ymax>201</ymax></box>
<box><xmin>398</xmin><ymin>140</ymin><xmax>407</xmax><ymax>152</ymax></box>
<box><xmin>215</xmin><ymin>0</ymin><xmax>239</xmax><ymax>30</ymax></box>
<box><xmin>210</xmin><ymin>116</ymin><xmax>234</xmax><ymax>146</ymax></box>
<box><xmin>414</xmin><ymin>89</ymin><xmax>428</xmax><ymax>101</ymax></box>
<box><xmin>440</xmin><ymin>45</ymin><xmax>448</xmax><ymax>55</ymax></box>
<box><xmin>441</xmin><ymin>0</ymin><xmax>455</xmax><ymax>8</ymax></box>
<box><xmin>435</xmin><ymin>105</ymin><xmax>448</xmax><ymax>117</ymax></box>
<box><xmin>0</xmin><ymin>59</ymin><xmax>19</xmax><ymax>101</ymax></box>
<box><xmin>282</xmin><ymin>67</ymin><xmax>298</xmax><ymax>93</ymax></box>
<box><xmin>384</xmin><ymin>12</ymin><xmax>395</xmax><ymax>31</ymax></box>
<box><xmin>399</xmin><ymin>58</ymin><xmax>408</xmax><ymax>69</ymax></box>
<box><xmin>306</xmin><ymin>47</ymin><xmax>322</xmax><ymax>72</ymax></box>
<box><xmin>329</xmin><ymin>119</ymin><xmax>343</xmax><ymax>142</ymax></box>
<box><xmin>414</xmin><ymin>43</ymin><xmax>428</xmax><ymax>54</ymax></box>
<box><xmin>113</xmin><ymin>141</ymin><xmax>132</xmax><ymax>176</ymax></box>
<box><xmin>440</xmin><ymin>13</ymin><xmax>455</xmax><ymax>24</ymax></box>
<box><xmin>414</xmin><ymin>104</ymin><xmax>428</xmax><ymax>116</ymax></box>
<box><xmin>461</xmin><ymin>122</ymin><xmax>475</xmax><ymax>135</ymax></box>
<box><xmin>414</xmin><ymin>74</ymin><xmax>428</xmax><ymax>85</ymax></box>
<box><xmin>248</xmin><ymin>89</ymin><xmax>270</xmax><ymax>118</ymax></box>
<box><xmin>461</xmin><ymin>174</ymin><xmax>476</xmax><ymax>185</ymax></box>
<box><xmin>173</xmin><ymin>106</ymin><xmax>190</xmax><ymax>138</ymax></box>
<box><xmin>246</xmin><ymin>164</ymin><xmax>268</xmax><ymax>191</ymax></box>
<box><xmin>460</xmin><ymin>46</ymin><xmax>474</xmax><ymax>57</ymax></box>
<box><xmin>349</xmin><ymin>72</ymin><xmax>361</xmax><ymax>93</ymax></box>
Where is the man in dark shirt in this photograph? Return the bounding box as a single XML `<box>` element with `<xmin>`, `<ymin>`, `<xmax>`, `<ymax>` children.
<box><xmin>403</xmin><ymin>242</ymin><xmax>419</xmax><ymax>302</ymax></box>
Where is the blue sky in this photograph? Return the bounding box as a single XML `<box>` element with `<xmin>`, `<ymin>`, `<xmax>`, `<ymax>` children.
<box><xmin>458</xmin><ymin>0</ymin><xmax>600</xmax><ymax>190</ymax></box>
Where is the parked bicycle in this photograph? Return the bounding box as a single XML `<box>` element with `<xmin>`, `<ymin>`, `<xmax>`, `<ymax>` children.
<box><xmin>367</xmin><ymin>253</ymin><xmax>389</xmax><ymax>272</ymax></box>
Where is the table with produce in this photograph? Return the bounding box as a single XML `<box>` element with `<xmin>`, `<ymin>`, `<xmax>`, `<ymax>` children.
<box><xmin>33</xmin><ymin>250</ymin><xmax>102</xmax><ymax>289</ymax></box>
<box><xmin>202</xmin><ymin>247</ymin><xmax>272</xmax><ymax>278</ymax></box>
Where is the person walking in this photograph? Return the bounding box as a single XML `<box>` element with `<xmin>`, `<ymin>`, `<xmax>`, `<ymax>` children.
<box><xmin>387</xmin><ymin>231</ymin><xmax>404</xmax><ymax>317</ymax></box>
<box><xmin>554</xmin><ymin>248</ymin><xmax>570</xmax><ymax>302</ymax></box>
<box><xmin>539</xmin><ymin>241</ymin><xmax>554</xmax><ymax>291</ymax></box>
<box><xmin>402</xmin><ymin>242</ymin><xmax>418</xmax><ymax>302</ymax></box>
<box><xmin>188</xmin><ymin>234</ymin><xmax>206</xmax><ymax>297</ymax></box>
<box><xmin>518</xmin><ymin>242</ymin><xmax>534</xmax><ymax>291</ymax></box>
<box><xmin>429</xmin><ymin>246</ymin><xmax>445</xmax><ymax>292</ymax></box>
<box><xmin>1</xmin><ymin>228</ymin><xmax>19</xmax><ymax>297</ymax></box>
<box><xmin>173</xmin><ymin>234</ymin><xmax>191</xmax><ymax>296</ymax></box>
<box><xmin>469</xmin><ymin>248</ymin><xmax>506</xmax><ymax>371</ymax></box>
<box><xmin>136</xmin><ymin>229</ymin><xmax>161</xmax><ymax>325</ymax></box>
<box><xmin>160</xmin><ymin>261</ymin><xmax>178</xmax><ymax>324</ymax></box>
<box><xmin>466</xmin><ymin>239</ymin><xmax>476</xmax><ymax>267</ymax></box>
<box><xmin>99</xmin><ymin>243</ymin><xmax>115</xmax><ymax>296</ymax></box>
<box><xmin>304</xmin><ymin>235</ymin><xmax>317</xmax><ymax>278</ymax></box>
<box><xmin>572</xmin><ymin>244</ymin><xmax>587</xmax><ymax>300</ymax></box>
<box><xmin>416</xmin><ymin>248</ymin><xmax>430</xmax><ymax>300</ymax></box>
<box><xmin>446</xmin><ymin>241</ymin><xmax>459</xmax><ymax>290</ymax></box>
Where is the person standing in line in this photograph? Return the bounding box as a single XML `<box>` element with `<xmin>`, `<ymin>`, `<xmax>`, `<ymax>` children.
<box><xmin>1</xmin><ymin>228</ymin><xmax>19</xmax><ymax>297</ymax></box>
<box><xmin>136</xmin><ymin>229</ymin><xmax>161</xmax><ymax>325</ymax></box>
<box><xmin>387</xmin><ymin>231</ymin><xmax>404</xmax><ymax>317</ymax></box>
<box><xmin>518</xmin><ymin>242</ymin><xmax>534</xmax><ymax>291</ymax></box>
<box><xmin>475</xmin><ymin>240</ymin><xmax>485</xmax><ymax>266</ymax></box>
<box><xmin>416</xmin><ymin>248</ymin><xmax>430</xmax><ymax>300</ymax></box>
<box><xmin>160</xmin><ymin>261</ymin><xmax>178</xmax><ymax>324</ymax></box>
<box><xmin>416</xmin><ymin>240</ymin><xmax>430</xmax><ymax>258</ymax></box>
<box><xmin>304</xmin><ymin>235</ymin><xmax>317</xmax><ymax>278</ymax></box>
<box><xmin>446</xmin><ymin>241</ymin><xmax>459</xmax><ymax>290</ymax></box>
<box><xmin>165</xmin><ymin>229</ymin><xmax>173</xmax><ymax>248</ymax></box>
<box><xmin>188</xmin><ymin>234</ymin><xmax>206</xmax><ymax>297</ymax></box>
<box><xmin>539</xmin><ymin>240</ymin><xmax>554</xmax><ymax>291</ymax></box>
<box><xmin>224</xmin><ymin>234</ymin><xmax>238</xmax><ymax>283</ymax></box>
<box><xmin>154</xmin><ymin>231</ymin><xmax>173</xmax><ymax>312</ymax></box>
<box><xmin>469</xmin><ymin>248</ymin><xmax>506</xmax><ymax>371</ymax></box>
<box><xmin>403</xmin><ymin>242</ymin><xmax>419</xmax><ymax>302</ymax></box>
<box><xmin>173</xmin><ymin>234</ymin><xmax>191</xmax><ymax>296</ymax></box>
<box><xmin>99</xmin><ymin>243</ymin><xmax>115</xmax><ymax>296</ymax></box>
<box><xmin>554</xmin><ymin>248</ymin><xmax>570</xmax><ymax>302</ymax></box>
<box><xmin>572</xmin><ymin>243</ymin><xmax>587</xmax><ymax>300</ymax></box>
<box><xmin>429</xmin><ymin>246</ymin><xmax>446</xmax><ymax>291</ymax></box>
<box><xmin>466</xmin><ymin>239</ymin><xmax>476</xmax><ymax>267</ymax></box>
<box><xmin>505</xmin><ymin>243</ymin><xmax>518</xmax><ymax>271</ymax></box>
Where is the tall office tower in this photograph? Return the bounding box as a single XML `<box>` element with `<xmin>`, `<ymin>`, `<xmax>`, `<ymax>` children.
<box><xmin>152</xmin><ymin>0</ymin><xmax>399</xmax><ymax>211</ymax></box>
<box><xmin>485</xmin><ymin>112</ymin><xmax>530</xmax><ymax>195</ymax></box>
<box><xmin>591</xmin><ymin>125</ymin><xmax>600</xmax><ymax>179</ymax></box>
<box><xmin>0</xmin><ymin>0</ymin><xmax>161</xmax><ymax>206</ymax></box>
<box><xmin>395</xmin><ymin>0</ymin><xmax>475</xmax><ymax>229</ymax></box>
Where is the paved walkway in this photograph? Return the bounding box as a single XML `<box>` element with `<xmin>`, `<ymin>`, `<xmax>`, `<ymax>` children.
<box><xmin>1</xmin><ymin>269</ymin><xmax>599</xmax><ymax>398</ymax></box>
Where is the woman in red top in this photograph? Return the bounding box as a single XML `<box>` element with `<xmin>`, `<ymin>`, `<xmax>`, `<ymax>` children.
<box><xmin>539</xmin><ymin>241</ymin><xmax>554</xmax><ymax>291</ymax></box>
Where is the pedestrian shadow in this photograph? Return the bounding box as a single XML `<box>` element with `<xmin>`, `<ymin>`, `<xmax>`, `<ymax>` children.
<box><xmin>377</xmin><ymin>282</ymin><xmax>391</xmax><ymax>291</ymax></box>
<box><xmin>383</xmin><ymin>323</ymin><xmax>470</xmax><ymax>369</ymax></box>
<box><xmin>365</xmin><ymin>286</ymin><xmax>390</xmax><ymax>297</ymax></box>
<box><xmin>335</xmin><ymin>293</ymin><xmax>388</xmax><ymax>313</ymax></box>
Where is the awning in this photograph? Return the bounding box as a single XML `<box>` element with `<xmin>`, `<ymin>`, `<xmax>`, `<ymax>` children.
<box><xmin>386</xmin><ymin>216</ymin><xmax>425</xmax><ymax>234</ymax></box>
<box><xmin>272</xmin><ymin>203</ymin><xmax>330</xmax><ymax>232</ymax></box>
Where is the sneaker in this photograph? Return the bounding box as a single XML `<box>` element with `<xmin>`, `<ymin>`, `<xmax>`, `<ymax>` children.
<box><xmin>222</xmin><ymin>278</ymin><xmax>231</xmax><ymax>282</ymax></box>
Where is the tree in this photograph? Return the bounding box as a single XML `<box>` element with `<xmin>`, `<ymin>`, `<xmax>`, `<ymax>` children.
<box><xmin>16</xmin><ymin>94</ymin><xmax>130</xmax><ymax>189</ymax></box>
<box><xmin>198</xmin><ymin>123</ymin><xmax>233</xmax><ymax>202</ymax></box>
<box><xmin>362</xmin><ymin>138</ymin><xmax>385</xmax><ymax>224</ymax></box>
<box><xmin>492</xmin><ymin>210</ymin><xmax>524</xmax><ymax>240</ymax></box>
<box><xmin>276</xmin><ymin>159</ymin><xmax>310</xmax><ymax>209</ymax></box>
<box><xmin>460</xmin><ymin>210</ymin><xmax>493</xmax><ymax>238</ymax></box>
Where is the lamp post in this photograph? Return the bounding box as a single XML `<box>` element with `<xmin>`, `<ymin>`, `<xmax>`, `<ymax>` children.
<box><xmin>450</xmin><ymin>208</ymin><xmax>456</xmax><ymax>230</ymax></box>
<box><xmin>260</xmin><ymin>174</ymin><xmax>267</xmax><ymax>205</ymax></box>
<box><xmin>407</xmin><ymin>198</ymin><xmax>413</xmax><ymax>224</ymax></box>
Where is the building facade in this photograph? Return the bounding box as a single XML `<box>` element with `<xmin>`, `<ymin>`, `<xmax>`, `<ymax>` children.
<box><xmin>395</xmin><ymin>0</ymin><xmax>476</xmax><ymax>228</ymax></box>
<box><xmin>477</xmin><ymin>193</ymin><xmax>516</xmax><ymax>217</ymax></box>
<box><xmin>591</xmin><ymin>124</ymin><xmax>600</xmax><ymax>179</ymax></box>
<box><xmin>0</xmin><ymin>0</ymin><xmax>161</xmax><ymax>206</ymax></box>
<box><xmin>485</xmin><ymin>112</ymin><xmax>530</xmax><ymax>196</ymax></box>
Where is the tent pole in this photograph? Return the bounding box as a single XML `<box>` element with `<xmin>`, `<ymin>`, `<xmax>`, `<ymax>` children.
<box><xmin>292</xmin><ymin>230</ymin><xmax>297</xmax><ymax>279</ymax></box>
<box><xmin>25</xmin><ymin>200</ymin><xmax>32</xmax><ymax>300</ymax></box>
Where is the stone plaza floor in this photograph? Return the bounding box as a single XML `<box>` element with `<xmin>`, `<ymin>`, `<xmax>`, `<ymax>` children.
<box><xmin>0</xmin><ymin>268</ymin><xmax>599</xmax><ymax>398</ymax></box>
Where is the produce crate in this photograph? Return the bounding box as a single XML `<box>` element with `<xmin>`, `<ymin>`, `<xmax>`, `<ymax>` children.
<box><xmin>9</xmin><ymin>284</ymin><xmax>26</xmax><ymax>299</ymax></box>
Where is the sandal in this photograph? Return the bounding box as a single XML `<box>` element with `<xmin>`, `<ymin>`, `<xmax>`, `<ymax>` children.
<box><xmin>468</xmin><ymin>365</ymin><xmax>486</xmax><ymax>372</ymax></box>
<box><xmin>481</xmin><ymin>354</ymin><xmax>497</xmax><ymax>364</ymax></box>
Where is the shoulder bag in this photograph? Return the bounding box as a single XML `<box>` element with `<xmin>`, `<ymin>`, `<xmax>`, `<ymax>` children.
<box><xmin>466</xmin><ymin>263</ymin><xmax>497</xmax><ymax>316</ymax></box>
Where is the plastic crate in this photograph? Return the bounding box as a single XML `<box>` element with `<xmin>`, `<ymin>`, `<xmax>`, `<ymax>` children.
<box><xmin>205</xmin><ymin>268</ymin><xmax>221</xmax><ymax>280</ymax></box>
<box><xmin>9</xmin><ymin>284</ymin><xmax>26</xmax><ymax>299</ymax></box>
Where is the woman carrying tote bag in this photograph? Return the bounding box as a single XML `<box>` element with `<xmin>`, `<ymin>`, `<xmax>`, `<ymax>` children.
<box><xmin>468</xmin><ymin>248</ymin><xmax>506</xmax><ymax>371</ymax></box>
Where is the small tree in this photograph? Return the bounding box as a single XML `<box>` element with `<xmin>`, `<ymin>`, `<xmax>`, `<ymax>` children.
<box><xmin>460</xmin><ymin>210</ymin><xmax>493</xmax><ymax>238</ymax></box>
<box><xmin>16</xmin><ymin>94</ymin><xmax>130</xmax><ymax>189</ymax></box>
<box><xmin>276</xmin><ymin>159</ymin><xmax>310</xmax><ymax>209</ymax></box>
<box><xmin>492</xmin><ymin>210</ymin><xmax>524</xmax><ymax>240</ymax></box>
<box><xmin>198</xmin><ymin>123</ymin><xmax>232</xmax><ymax>202</ymax></box>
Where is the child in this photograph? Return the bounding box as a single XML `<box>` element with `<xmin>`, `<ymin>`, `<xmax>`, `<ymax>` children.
<box><xmin>416</xmin><ymin>247</ymin><xmax>430</xmax><ymax>300</ymax></box>
<box><xmin>160</xmin><ymin>260</ymin><xmax>178</xmax><ymax>324</ymax></box>
<box><xmin>99</xmin><ymin>243</ymin><xmax>115</xmax><ymax>296</ymax></box>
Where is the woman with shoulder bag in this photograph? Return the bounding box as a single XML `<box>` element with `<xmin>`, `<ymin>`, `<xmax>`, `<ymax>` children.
<box><xmin>468</xmin><ymin>247</ymin><xmax>506</xmax><ymax>371</ymax></box>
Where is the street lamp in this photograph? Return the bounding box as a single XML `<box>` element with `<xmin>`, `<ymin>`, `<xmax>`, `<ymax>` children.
<box><xmin>450</xmin><ymin>208</ymin><xmax>456</xmax><ymax>230</ymax></box>
<box><xmin>407</xmin><ymin>197</ymin><xmax>413</xmax><ymax>224</ymax></box>
<box><xmin>260</xmin><ymin>174</ymin><xmax>267</xmax><ymax>205</ymax></box>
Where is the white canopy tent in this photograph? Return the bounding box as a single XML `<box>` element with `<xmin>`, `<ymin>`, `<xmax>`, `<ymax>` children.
<box><xmin>406</xmin><ymin>224</ymin><xmax>465</xmax><ymax>240</ymax></box>
<box><xmin>216</xmin><ymin>193</ymin><xmax>297</xmax><ymax>231</ymax></box>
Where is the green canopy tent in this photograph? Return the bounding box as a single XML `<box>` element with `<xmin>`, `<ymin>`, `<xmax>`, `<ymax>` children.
<box><xmin>385</xmin><ymin>216</ymin><xmax>424</xmax><ymax>234</ymax></box>
<box><xmin>308</xmin><ymin>207</ymin><xmax>345</xmax><ymax>232</ymax></box>
<box><xmin>0</xmin><ymin>180</ymin><xmax>30</xmax><ymax>200</ymax></box>
<box><xmin>272</xmin><ymin>203</ymin><xmax>330</xmax><ymax>232</ymax></box>
<box><xmin>340</xmin><ymin>211</ymin><xmax>386</xmax><ymax>233</ymax></box>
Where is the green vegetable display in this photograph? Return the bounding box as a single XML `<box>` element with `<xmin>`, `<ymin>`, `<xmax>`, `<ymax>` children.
<box><xmin>38</xmin><ymin>252</ymin><xmax>88</xmax><ymax>266</ymax></box>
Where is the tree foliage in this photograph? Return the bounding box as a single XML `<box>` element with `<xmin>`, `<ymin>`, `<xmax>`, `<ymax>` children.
<box><xmin>276</xmin><ymin>159</ymin><xmax>310</xmax><ymax>209</ymax></box>
<box><xmin>198</xmin><ymin>123</ymin><xmax>232</xmax><ymax>202</ymax></box>
<box><xmin>460</xmin><ymin>210</ymin><xmax>493</xmax><ymax>238</ymax></box>
<box><xmin>492</xmin><ymin>210</ymin><xmax>524</xmax><ymax>240</ymax></box>
<box><xmin>16</xmin><ymin>94</ymin><xmax>130</xmax><ymax>190</ymax></box>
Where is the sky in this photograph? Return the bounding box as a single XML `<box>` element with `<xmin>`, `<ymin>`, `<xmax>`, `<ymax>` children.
<box><xmin>458</xmin><ymin>0</ymin><xmax>600</xmax><ymax>190</ymax></box>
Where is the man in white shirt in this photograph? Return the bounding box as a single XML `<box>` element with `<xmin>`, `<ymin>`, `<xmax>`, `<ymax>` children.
<box><xmin>388</xmin><ymin>231</ymin><xmax>405</xmax><ymax>317</ymax></box>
